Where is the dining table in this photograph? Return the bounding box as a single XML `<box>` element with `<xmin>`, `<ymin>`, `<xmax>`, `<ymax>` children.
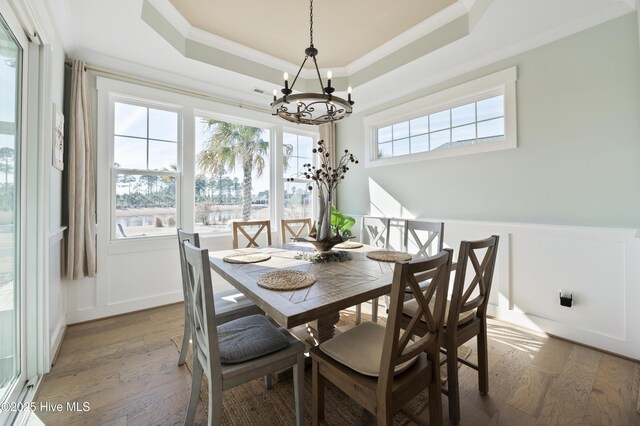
<box><xmin>208</xmin><ymin>242</ymin><xmax>398</xmax><ymax>344</ymax></box>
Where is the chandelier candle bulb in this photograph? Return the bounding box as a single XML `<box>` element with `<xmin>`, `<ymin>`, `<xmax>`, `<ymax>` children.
<box><xmin>284</xmin><ymin>72</ymin><xmax>289</xmax><ymax>90</ymax></box>
<box><xmin>272</xmin><ymin>89</ymin><xmax>277</xmax><ymax>102</ymax></box>
<box><xmin>327</xmin><ymin>70</ymin><xmax>332</xmax><ymax>87</ymax></box>
<box><xmin>347</xmin><ymin>86</ymin><xmax>352</xmax><ymax>104</ymax></box>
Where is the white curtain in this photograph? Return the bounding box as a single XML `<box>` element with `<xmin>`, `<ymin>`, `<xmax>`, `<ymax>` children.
<box><xmin>319</xmin><ymin>122</ymin><xmax>336</xmax><ymax>171</ymax></box>
<box><xmin>66</xmin><ymin>60</ymin><xmax>97</xmax><ymax>279</ymax></box>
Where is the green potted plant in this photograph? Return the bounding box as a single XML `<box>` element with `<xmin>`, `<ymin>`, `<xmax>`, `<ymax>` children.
<box><xmin>331</xmin><ymin>206</ymin><xmax>355</xmax><ymax>238</ymax></box>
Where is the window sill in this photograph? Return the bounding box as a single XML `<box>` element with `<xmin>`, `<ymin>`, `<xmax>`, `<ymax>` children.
<box><xmin>108</xmin><ymin>234</ymin><xmax>176</xmax><ymax>255</ymax></box>
<box><xmin>366</xmin><ymin>137</ymin><xmax>516</xmax><ymax>168</ymax></box>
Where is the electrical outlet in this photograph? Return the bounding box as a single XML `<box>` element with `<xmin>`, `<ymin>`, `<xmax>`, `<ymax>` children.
<box><xmin>559</xmin><ymin>289</ymin><xmax>573</xmax><ymax>307</ymax></box>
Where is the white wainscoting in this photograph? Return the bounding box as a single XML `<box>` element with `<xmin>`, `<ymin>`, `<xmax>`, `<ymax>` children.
<box><xmin>359</xmin><ymin>216</ymin><xmax>640</xmax><ymax>360</ymax></box>
<box><xmin>48</xmin><ymin>227</ymin><xmax>66</xmax><ymax>366</ymax></box>
<box><xmin>64</xmin><ymin>231</ymin><xmax>276</xmax><ymax>324</ymax></box>
<box><xmin>66</xmin><ymin>218</ymin><xmax>640</xmax><ymax>360</ymax></box>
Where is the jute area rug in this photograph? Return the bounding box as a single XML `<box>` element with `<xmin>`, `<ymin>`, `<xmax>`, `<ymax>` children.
<box><xmin>172</xmin><ymin>312</ymin><xmax>472</xmax><ymax>425</ymax></box>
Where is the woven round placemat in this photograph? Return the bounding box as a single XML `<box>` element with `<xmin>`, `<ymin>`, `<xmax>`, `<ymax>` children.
<box><xmin>334</xmin><ymin>241</ymin><xmax>363</xmax><ymax>249</ymax></box>
<box><xmin>257</xmin><ymin>270</ymin><xmax>316</xmax><ymax>291</ymax></box>
<box><xmin>223</xmin><ymin>253</ymin><xmax>271</xmax><ymax>264</ymax></box>
<box><xmin>366</xmin><ymin>250</ymin><xmax>412</xmax><ymax>262</ymax></box>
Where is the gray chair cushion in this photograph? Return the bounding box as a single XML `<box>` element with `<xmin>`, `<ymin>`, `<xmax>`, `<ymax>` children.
<box><xmin>217</xmin><ymin>314</ymin><xmax>290</xmax><ymax>364</ymax></box>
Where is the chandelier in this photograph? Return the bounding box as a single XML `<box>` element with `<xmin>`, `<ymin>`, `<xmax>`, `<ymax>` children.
<box><xmin>271</xmin><ymin>0</ymin><xmax>354</xmax><ymax>125</ymax></box>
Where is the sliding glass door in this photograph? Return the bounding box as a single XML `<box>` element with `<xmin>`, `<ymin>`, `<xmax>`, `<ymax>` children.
<box><xmin>0</xmin><ymin>12</ymin><xmax>23</xmax><ymax>409</ymax></box>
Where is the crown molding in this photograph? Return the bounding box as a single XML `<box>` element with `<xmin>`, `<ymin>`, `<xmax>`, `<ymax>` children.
<box><xmin>353</xmin><ymin>0</ymin><xmax>634</xmax><ymax>114</ymax></box>
<box><xmin>618</xmin><ymin>0</ymin><xmax>636</xmax><ymax>9</ymax></box>
<box><xmin>141</xmin><ymin>0</ymin><xmax>480</xmax><ymax>88</ymax></box>
<box><xmin>44</xmin><ymin>0</ymin><xmax>78</xmax><ymax>51</ymax></box>
<box><xmin>346</xmin><ymin>1</ymin><xmax>469</xmax><ymax>74</ymax></box>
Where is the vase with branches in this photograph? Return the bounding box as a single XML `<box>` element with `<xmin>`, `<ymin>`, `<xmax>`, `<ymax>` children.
<box><xmin>287</xmin><ymin>140</ymin><xmax>358</xmax><ymax>251</ymax></box>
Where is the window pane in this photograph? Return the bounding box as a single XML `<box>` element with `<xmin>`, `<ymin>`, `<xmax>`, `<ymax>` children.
<box><xmin>378</xmin><ymin>142</ymin><xmax>392</xmax><ymax>159</ymax></box>
<box><xmin>114</xmin><ymin>174</ymin><xmax>176</xmax><ymax>239</ymax></box>
<box><xmin>0</xmin><ymin>20</ymin><xmax>20</xmax><ymax>400</ymax></box>
<box><xmin>411</xmin><ymin>134</ymin><xmax>429</xmax><ymax>153</ymax></box>
<box><xmin>477</xmin><ymin>117</ymin><xmax>504</xmax><ymax>139</ymax></box>
<box><xmin>430</xmin><ymin>129</ymin><xmax>450</xmax><ymax>150</ymax></box>
<box><xmin>298</xmin><ymin>135</ymin><xmax>313</xmax><ymax>157</ymax></box>
<box><xmin>283</xmin><ymin>144</ymin><xmax>294</xmax><ymax>175</ymax></box>
<box><xmin>114</xmin><ymin>136</ymin><xmax>147</xmax><ymax>169</ymax></box>
<box><xmin>149</xmin><ymin>108</ymin><xmax>178</xmax><ymax>141</ymax></box>
<box><xmin>284</xmin><ymin>181</ymin><xmax>311</xmax><ymax>219</ymax></box>
<box><xmin>392</xmin><ymin>121</ymin><xmax>409</xmax><ymax>140</ymax></box>
<box><xmin>194</xmin><ymin>118</ymin><xmax>270</xmax><ymax>234</ymax></box>
<box><xmin>429</xmin><ymin>110</ymin><xmax>450</xmax><ymax>132</ymax></box>
<box><xmin>452</xmin><ymin>103</ymin><xmax>475</xmax><ymax>127</ymax></box>
<box><xmin>410</xmin><ymin>116</ymin><xmax>429</xmax><ymax>136</ymax></box>
<box><xmin>393</xmin><ymin>138</ymin><xmax>410</xmax><ymax>156</ymax></box>
<box><xmin>452</xmin><ymin>124</ymin><xmax>476</xmax><ymax>143</ymax></box>
<box><xmin>148</xmin><ymin>140</ymin><xmax>177</xmax><ymax>170</ymax></box>
<box><xmin>114</xmin><ymin>102</ymin><xmax>147</xmax><ymax>137</ymax></box>
<box><xmin>283</xmin><ymin>133</ymin><xmax>313</xmax><ymax>176</ymax></box>
<box><xmin>284</xmin><ymin>132</ymin><xmax>297</xmax><ymax>158</ymax></box>
<box><xmin>283</xmin><ymin>132</ymin><xmax>297</xmax><ymax>175</ymax></box>
<box><xmin>477</xmin><ymin>95</ymin><xmax>504</xmax><ymax>121</ymax></box>
<box><xmin>378</xmin><ymin>126</ymin><xmax>392</xmax><ymax>143</ymax></box>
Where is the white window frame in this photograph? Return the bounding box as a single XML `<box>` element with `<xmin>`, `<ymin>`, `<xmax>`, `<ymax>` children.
<box><xmin>363</xmin><ymin>67</ymin><xmax>518</xmax><ymax>168</ymax></box>
<box><xmin>281</xmin><ymin>126</ymin><xmax>319</xmax><ymax>222</ymax></box>
<box><xmin>96</xmin><ymin>77</ymin><xmax>320</xmax><ymax>251</ymax></box>
<box><xmin>108</xmin><ymin>94</ymin><xmax>183</xmax><ymax>241</ymax></box>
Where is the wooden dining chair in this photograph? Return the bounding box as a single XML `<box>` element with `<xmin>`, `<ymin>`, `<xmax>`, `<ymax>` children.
<box><xmin>176</xmin><ymin>229</ymin><xmax>262</xmax><ymax>366</ymax></box>
<box><xmin>404</xmin><ymin>220</ymin><xmax>444</xmax><ymax>258</ymax></box>
<box><xmin>280</xmin><ymin>218</ymin><xmax>312</xmax><ymax>244</ymax></box>
<box><xmin>232</xmin><ymin>220</ymin><xmax>272</xmax><ymax>249</ymax></box>
<box><xmin>356</xmin><ymin>216</ymin><xmax>391</xmax><ymax>323</ymax></box>
<box><xmin>401</xmin><ymin>220</ymin><xmax>445</xmax><ymax>301</ymax></box>
<box><xmin>310</xmin><ymin>249</ymin><xmax>453</xmax><ymax>426</ymax></box>
<box><xmin>361</xmin><ymin>216</ymin><xmax>391</xmax><ymax>249</ymax></box>
<box><xmin>401</xmin><ymin>235</ymin><xmax>499</xmax><ymax>424</ymax></box>
<box><xmin>182</xmin><ymin>241</ymin><xmax>305</xmax><ymax>426</ymax></box>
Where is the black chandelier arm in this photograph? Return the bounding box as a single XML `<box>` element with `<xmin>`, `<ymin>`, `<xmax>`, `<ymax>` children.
<box><xmin>288</xmin><ymin>55</ymin><xmax>310</xmax><ymax>93</ymax></box>
<box><xmin>311</xmin><ymin>56</ymin><xmax>326</xmax><ymax>93</ymax></box>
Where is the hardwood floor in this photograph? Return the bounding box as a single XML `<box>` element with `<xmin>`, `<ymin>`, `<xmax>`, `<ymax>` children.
<box><xmin>32</xmin><ymin>303</ymin><xmax>640</xmax><ymax>425</ymax></box>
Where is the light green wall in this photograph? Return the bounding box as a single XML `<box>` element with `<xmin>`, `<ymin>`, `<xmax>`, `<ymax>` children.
<box><xmin>336</xmin><ymin>13</ymin><xmax>640</xmax><ymax>229</ymax></box>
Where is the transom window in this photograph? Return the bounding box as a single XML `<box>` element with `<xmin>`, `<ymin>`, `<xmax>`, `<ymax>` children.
<box><xmin>364</xmin><ymin>67</ymin><xmax>517</xmax><ymax>168</ymax></box>
<box><xmin>376</xmin><ymin>95</ymin><xmax>504</xmax><ymax>159</ymax></box>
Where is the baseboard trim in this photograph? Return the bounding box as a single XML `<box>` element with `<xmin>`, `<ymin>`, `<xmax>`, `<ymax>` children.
<box><xmin>68</xmin><ymin>301</ymin><xmax>184</xmax><ymax>327</ymax></box>
<box><xmin>50</xmin><ymin>322</ymin><xmax>67</xmax><ymax>367</ymax></box>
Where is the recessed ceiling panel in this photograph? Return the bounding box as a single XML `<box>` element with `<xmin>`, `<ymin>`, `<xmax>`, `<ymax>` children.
<box><xmin>169</xmin><ymin>0</ymin><xmax>456</xmax><ymax>68</ymax></box>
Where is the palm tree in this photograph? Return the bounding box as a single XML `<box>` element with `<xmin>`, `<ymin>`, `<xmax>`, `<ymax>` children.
<box><xmin>0</xmin><ymin>148</ymin><xmax>14</xmax><ymax>210</ymax></box>
<box><xmin>0</xmin><ymin>147</ymin><xmax>14</xmax><ymax>189</ymax></box>
<box><xmin>197</xmin><ymin>120</ymin><xmax>269</xmax><ymax>221</ymax></box>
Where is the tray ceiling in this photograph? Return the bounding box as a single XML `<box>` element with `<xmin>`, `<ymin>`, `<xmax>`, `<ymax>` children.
<box><xmin>168</xmin><ymin>0</ymin><xmax>457</xmax><ymax>68</ymax></box>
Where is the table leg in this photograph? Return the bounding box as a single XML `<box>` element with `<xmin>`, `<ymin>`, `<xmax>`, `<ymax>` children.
<box><xmin>307</xmin><ymin>311</ymin><xmax>341</xmax><ymax>345</ymax></box>
<box><xmin>275</xmin><ymin>312</ymin><xmax>341</xmax><ymax>382</ymax></box>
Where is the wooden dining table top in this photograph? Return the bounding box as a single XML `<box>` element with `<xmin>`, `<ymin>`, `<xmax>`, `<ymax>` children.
<box><xmin>208</xmin><ymin>243</ymin><xmax>397</xmax><ymax>330</ymax></box>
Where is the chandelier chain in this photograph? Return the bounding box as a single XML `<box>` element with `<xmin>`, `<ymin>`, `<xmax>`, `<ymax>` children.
<box><xmin>309</xmin><ymin>0</ymin><xmax>314</xmax><ymax>46</ymax></box>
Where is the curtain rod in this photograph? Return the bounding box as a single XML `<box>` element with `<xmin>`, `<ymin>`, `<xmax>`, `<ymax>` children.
<box><xmin>63</xmin><ymin>60</ymin><xmax>271</xmax><ymax>114</ymax></box>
